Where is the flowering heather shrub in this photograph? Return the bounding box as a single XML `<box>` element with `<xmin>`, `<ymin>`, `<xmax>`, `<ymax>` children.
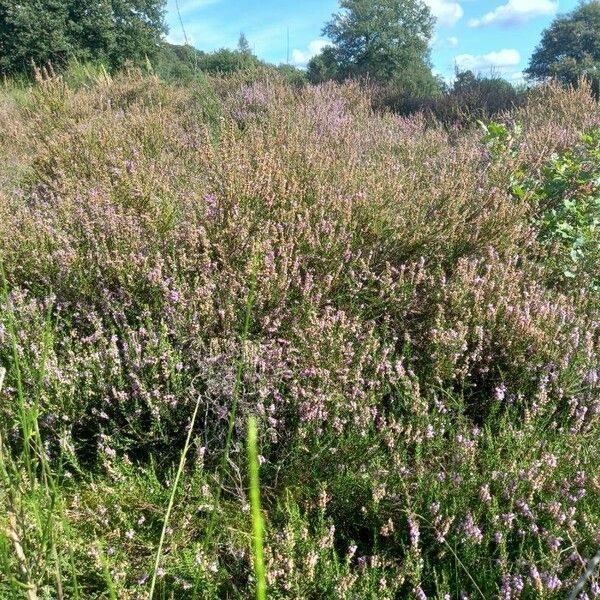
<box><xmin>1</xmin><ymin>69</ymin><xmax>600</xmax><ymax>599</ymax></box>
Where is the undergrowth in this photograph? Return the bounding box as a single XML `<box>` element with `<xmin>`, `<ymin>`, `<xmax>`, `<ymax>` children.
<box><xmin>1</xmin><ymin>67</ymin><xmax>600</xmax><ymax>599</ymax></box>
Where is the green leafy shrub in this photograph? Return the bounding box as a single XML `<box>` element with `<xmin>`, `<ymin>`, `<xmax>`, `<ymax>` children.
<box><xmin>484</xmin><ymin>120</ymin><xmax>600</xmax><ymax>289</ymax></box>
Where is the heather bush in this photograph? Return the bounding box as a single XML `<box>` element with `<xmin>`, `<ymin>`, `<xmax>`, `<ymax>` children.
<box><xmin>1</xmin><ymin>70</ymin><xmax>600</xmax><ymax>599</ymax></box>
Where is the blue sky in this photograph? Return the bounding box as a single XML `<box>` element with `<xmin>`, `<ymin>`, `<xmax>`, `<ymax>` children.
<box><xmin>164</xmin><ymin>0</ymin><xmax>579</xmax><ymax>82</ymax></box>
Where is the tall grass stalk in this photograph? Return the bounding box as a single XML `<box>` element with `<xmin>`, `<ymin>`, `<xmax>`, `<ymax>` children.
<box><xmin>148</xmin><ymin>392</ymin><xmax>203</xmax><ymax>600</ymax></box>
<box><xmin>247</xmin><ymin>416</ymin><xmax>266</xmax><ymax>600</ymax></box>
<box><xmin>205</xmin><ymin>258</ymin><xmax>257</xmax><ymax>545</ymax></box>
<box><xmin>1</xmin><ymin>365</ymin><xmax>40</xmax><ymax>600</ymax></box>
<box><xmin>96</xmin><ymin>540</ymin><xmax>118</xmax><ymax>600</ymax></box>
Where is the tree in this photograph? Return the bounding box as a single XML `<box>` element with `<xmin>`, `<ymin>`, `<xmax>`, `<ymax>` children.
<box><xmin>0</xmin><ymin>0</ymin><xmax>71</xmax><ymax>73</ymax></box>
<box><xmin>526</xmin><ymin>1</ymin><xmax>600</xmax><ymax>94</ymax></box>
<box><xmin>450</xmin><ymin>68</ymin><xmax>521</xmax><ymax>117</ymax></box>
<box><xmin>275</xmin><ymin>64</ymin><xmax>308</xmax><ymax>86</ymax></box>
<box><xmin>237</xmin><ymin>32</ymin><xmax>252</xmax><ymax>56</ymax></box>
<box><xmin>198</xmin><ymin>48</ymin><xmax>262</xmax><ymax>75</ymax></box>
<box><xmin>0</xmin><ymin>0</ymin><xmax>167</xmax><ymax>75</ymax></box>
<box><xmin>316</xmin><ymin>0</ymin><xmax>437</xmax><ymax>87</ymax></box>
<box><xmin>307</xmin><ymin>46</ymin><xmax>342</xmax><ymax>83</ymax></box>
<box><xmin>154</xmin><ymin>42</ymin><xmax>205</xmax><ymax>82</ymax></box>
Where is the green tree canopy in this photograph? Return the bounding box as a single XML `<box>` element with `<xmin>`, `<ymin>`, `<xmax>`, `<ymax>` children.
<box><xmin>526</xmin><ymin>0</ymin><xmax>600</xmax><ymax>93</ymax></box>
<box><xmin>0</xmin><ymin>0</ymin><xmax>166</xmax><ymax>75</ymax></box>
<box><xmin>198</xmin><ymin>48</ymin><xmax>263</xmax><ymax>75</ymax></box>
<box><xmin>307</xmin><ymin>46</ymin><xmax>342</xmax><ymax>84</ymax></box>
<box><xmin>310</xmin><ymin>0</ymin><xmax>437</xmax><ymax>89</ymax></box>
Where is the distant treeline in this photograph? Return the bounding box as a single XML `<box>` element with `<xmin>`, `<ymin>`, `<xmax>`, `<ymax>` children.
<box><xmin>2</xmin><ymin>0</ymin><xmax>599</xmax><ymax>124</ymax></box>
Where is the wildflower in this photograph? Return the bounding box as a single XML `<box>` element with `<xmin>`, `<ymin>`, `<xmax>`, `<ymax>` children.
<box><xmin>541</xmin><ymin>572</ymin><xmax>561</xmax><ymax>591</ymax></box>
<box><xmin>414</xmin><ymin>586</ymin><xmax>427</xmax><ymax>600</ymax></box>
<box><xmin>408</xmin><ymin>516</ymin><xmax>420</xmax><ymax>548</ymax></box>
<box><xmin>461</xmin><ymin>512</ymin><xmax>483</xmax><ymax>544</ymax></box>
<box><xmin>546</xmin><ymin>535</ymin><xmax>562</xmax><ymax>552</ymax></box>
<box><xmin>495</xmin><ymin>384</ymin><xmax>507</xmax><ymax>401</ymax></box>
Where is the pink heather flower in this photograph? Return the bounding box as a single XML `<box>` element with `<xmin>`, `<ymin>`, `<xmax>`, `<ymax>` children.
<box><xmin>495</xmin><ymin>384</ymin><xmax>506</xmax><ymax>401</ymax></box>
<box><xmin>541</xmin><ymin>572</ymin><xmax>561</xmax><ymax>591</ymax></box>
<box><xmin>461</xmin><ymin>512</ymin><xmax>483</xmax><ymax>544</ymax></box>
<box><xmin>204</xmin><ymin>194</ymin><xmax>218</xmax><ymax>218</ymax></box>
<box><xmin>515</xmin><ymin>499</ymin><xmax>533</xmax><ymax>520</ymax></box>
<box><xmin>408</xmin><ymin>516</ymin><xmax>420</xmax><ymax>548</ymax></box>
<box><xmin>414</xmin><ymin>586</ymin><xmax>427</xmax><ymax>600</ymax></box>
<box><xmin>547</xmin><ymin>536</ymin><xmax>562</xmax><ymax>552</ymax></box>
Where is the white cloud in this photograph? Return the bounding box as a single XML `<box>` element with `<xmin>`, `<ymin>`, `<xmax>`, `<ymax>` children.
<box><xmin>432</xmin><ymin>34</ymin><xmax>459</xmax><ymax>49</ymax></box>
<box><xmin>454</xmin><ymin>48</ymin><xmax>521</xmax><ymax>72</ymax></box>
<box><xmin>509</xmin><ymin>71</ymin><xmax>526</xmax><ymax>84</ymax></box>
<box><xmin>424</xmin><ymin>0</ymin><xmax>464</xmax><ymax>27</ymax></box>
<box><xmin>469</xmin><ymin>0</ymin><xmax>558</xmax><ymax>28</ymax></box>
<box><xmin>291</xmin><ymin>39</ymin><xmax>331</xmax><ymax>67</ymax></box>
<box><xmin>165</xmin><ymin>30</ymin><xmax>194</xmax><ymax>45</ymax></box>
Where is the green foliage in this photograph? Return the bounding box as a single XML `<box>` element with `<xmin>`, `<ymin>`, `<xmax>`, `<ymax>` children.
<box><xmin>274</xmin><ymin>63</ymin><xmax>308</xmax><ymax>86</ymax></box>
<box><xmin>153</xmin><ymin>42</ymin><xmax>266</xmax><ymax>81</ymax></box>
<box><xmin>307</xmin><ymin>46</ymin><xmax>343</xmax><ymax>84</ymax></box>
<box><xmin>528</xmin><ymin>129</ymin><xmax>600</xmax><ymax>287</ymax></box>
<box><xmin>479</xmin><ymin>119</ymin><xmax>522</xmax><ymax>158</ymax></box>
<box><xmin>247</xmin><ymin>417</ymin><xmax>266</xmax><ymax>600</ymax></box>
<box><xmin>453</xmin><ymin>69</ymin><xmax>517</xmax><ymax>102</ymax></box>
<box><xmin>314</xmin><ymin>0</ymin><xmax>440</xmax><ymax>92</ymax></box>
<box><xmin>198</xmin><ymin>47</ymin><xmax>263</xmax><ymax>75</ymax></box>
<box><xmin>154</xmin><ymin>42</ymin><xmax>203</xmax><ymax>82</ymax></box>
<box><xmin>374</xmin><ymin>70</ymin><xmax>523</xmax><ymax>125</ymax></box>
<box><xmin>526</xmin><ymin>0</ymin><xmax>600</xmax><ymax>94</ymax></box>
<box><xmin>0</xmin><ymin>0</ymin><xmax>167</xmax><ymax>75</ymax></box>
<box><xmin>483</xmin><ymin>120</ymin><xmax>600</xmax><ymax>288</ymax></box>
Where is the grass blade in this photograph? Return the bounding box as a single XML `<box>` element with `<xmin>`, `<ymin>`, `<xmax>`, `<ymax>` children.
<box><xmin>148</xmin><ymin>393</ymin><xmax>203</xmax><ymax>600</ymax></box>
<box><xmin>247</xmin><ymin>416</ymin><xmax>266</xmax><ymax>600</ymax></box>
